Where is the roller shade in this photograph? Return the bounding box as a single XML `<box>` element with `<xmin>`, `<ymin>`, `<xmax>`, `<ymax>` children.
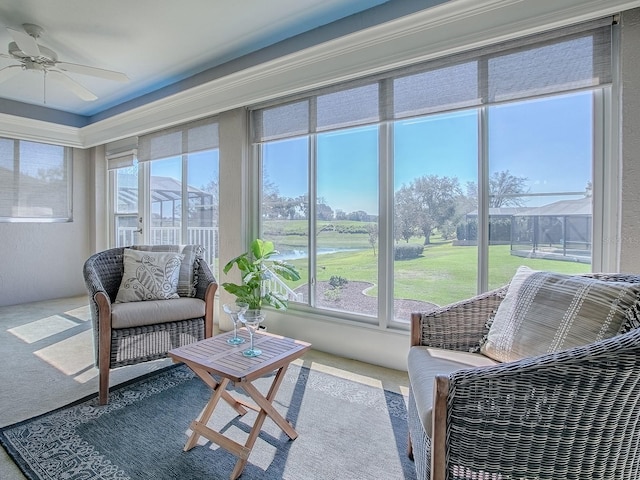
<box><xmin>138</xmin><ymin>116</ymin><xmax>219</xmax><ymax>162</ymax></box>
<box><xmin>252</xmin><ymin>18</ymin><xmax>612</xmax><ymax>141</ymax></box>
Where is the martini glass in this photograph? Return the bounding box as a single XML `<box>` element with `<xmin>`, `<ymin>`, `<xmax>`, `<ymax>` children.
<box><xmin>223</xmin><ymin>302</ymin><xmax>249</xmax><ymax>345</ymax></box>
<box><xmin>239</xmin><ymin>309</ymin><xmax>266</xmax><ymax>357</ymax></box>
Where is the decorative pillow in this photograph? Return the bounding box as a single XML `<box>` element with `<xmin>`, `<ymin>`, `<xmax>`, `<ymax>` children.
<box><xmin>131</xmin><ymin>244</ymin><xmax>204</xmax><ymax>297</ymax></box>
<box><xmin>115</xmin><ymin>249</ymin><xmax>184</xmax><ymax>303</ymax></box>
<box><xmin>480</xmin><ymin>266</ymin><xmax>640</xmax><ymax>363</ymax></box>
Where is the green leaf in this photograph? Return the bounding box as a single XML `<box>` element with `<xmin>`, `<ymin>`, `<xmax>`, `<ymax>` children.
<box><xmin>222</xmin><ymin>237</ymin><xmax>301</xmax><ymax>312</ymax></box>
<box><xmin>223</xmin><ymin>252</ymin><xmax>250</xmax><ymax>274</ymax></box>
<box><xmin>271</xmin><ymin>261</ymin><xmax>301</xmax><ymax>281</ymax></box>
<box><xmin>253</xmin><ymin>238</ymin><xmax>277</xmax><ymax>259</ymax></box>
<box><xmin>263</xmin><ymin>291</ymin><xmax>288</xmax><ymax>310</ymax></box>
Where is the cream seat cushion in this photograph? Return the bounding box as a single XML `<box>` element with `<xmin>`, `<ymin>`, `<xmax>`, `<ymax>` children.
<box><xmin>111</xmin><ymin>297</ymin><xmax>206</xmax><ymax>329</ymax></box>
<box><xmin>408</xmin><ymin>346</ymin><xmax>498</xmax><ymax>437</ymax></box>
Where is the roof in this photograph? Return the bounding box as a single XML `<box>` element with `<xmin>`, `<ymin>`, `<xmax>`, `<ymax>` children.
<box><xmin>514</xmin><ymin>196</ymin><xmax>592</xmax><ymax>216</ymax></box>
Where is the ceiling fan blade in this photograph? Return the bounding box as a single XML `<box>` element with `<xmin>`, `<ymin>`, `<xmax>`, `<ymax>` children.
<box><xmin>0</xmin><ymin>65</ymin><xmax>22</xmax><ymax>83</ymax></box>
<box><xmin>56</xmin><ymin>61</ymin><xmax>129</xmax><ymax>82</ymax></box>
<box><xmin>7</xmin><ymin>27</ymin><xmax>41</xmax><ymax>57</ymax></box>
<box><xmin>48</xmin><ymin>70</ymin><xmax>97</xmax><ymax>101</ymax></box>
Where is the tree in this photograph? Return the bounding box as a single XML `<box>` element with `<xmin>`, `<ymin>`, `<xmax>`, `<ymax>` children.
<box><xmin>464</xmin><ymin>170</ymin><xmax>528</xmax><ymax>209</ymax></box>
<box><xmin>346</xmin><ymin>210</ymin><xmax>370</xmax><ymax>222</ymax></box>
<box><xmin>316</xmin><ymin>199</ymin><xmax>334</xmax><ymax>221</ymax></box>
<box><xmin>396</xmin><ymin>175</ymin><xmax>462</xmax><ymax>245</ymax></box>
<box><xmin>261</xmin><ymin>177</ymin><xmax>281</xmax><ymax>219</ymax></box>
<box><xmin>335</xmin><ymin>209</ymin><xmax>347</xmax><ymax>220</ymax></box>
<box><xmin>366</xmin><ymin>223</ymin><xmax>378</xmax><ymax>256</ymax></box>
<box><xmin>488</xmin><ymin>170</ymin><xmax>528</xmax><ymax>208</ymax></box>
<box><xmin>394</xmin><ymin>186</ymin><xmax>418</xmax><ymax>243</ymax></box>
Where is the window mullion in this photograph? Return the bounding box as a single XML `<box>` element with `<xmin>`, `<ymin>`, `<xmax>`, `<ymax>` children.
<box><xmin>308</xmin><ymin>98</ymin><xmax>318</xmax><ymax>308</ymax></box>
<box><xmin>477</xmin><ymin>53</ymin><xmax>489</xmax><ymax>294</ymax></box>
<box><xmin>379</xmin><ymin>78</ymin><xmax>393</xmax><ymax>328</ymax></box>
<box><xmin>478</xmin><ymin>106</ymin><xmax>489</xmax><ymax>294</ymax></box>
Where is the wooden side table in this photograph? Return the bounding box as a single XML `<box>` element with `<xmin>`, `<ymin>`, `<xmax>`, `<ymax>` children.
<box><xmin>168</xmin><ymin>330</ymin><xmax>312</xmax><ymax>480</ymax></box>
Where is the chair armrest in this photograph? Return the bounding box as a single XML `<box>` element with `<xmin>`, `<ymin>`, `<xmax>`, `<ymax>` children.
<box><xmin>83</xmin><ymin>248</ymin><xmax>126</xmax><ymax>362</ymax></box>
<box><xmin>411</xmin><ymin>286</ymin><xmax>507</xmax><ymax>350</ymax></box>
<box><xmin>195</xmin><ymin>260</ymin><xmax>218</xmax><ymax>338</ymax></box>
<box><xmin>194</xmin><ymin>260</ymin><xmax>217</xmax><ymax>300</ymax></box>
<box><xmin>434</xmin><ymin>327</ymin><xmax>640</xmax><ymax>479</ymax></box>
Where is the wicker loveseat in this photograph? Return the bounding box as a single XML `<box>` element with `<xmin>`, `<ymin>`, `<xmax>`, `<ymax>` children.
<box><xmin>407</xmin><ymin>270</ymin><xmax>640</xmax><ymax>480</ymax></box>
<box><xmin>83</xmin><ymin>245</ymin><xmax>217</xmax><ymax>404</ymax></box>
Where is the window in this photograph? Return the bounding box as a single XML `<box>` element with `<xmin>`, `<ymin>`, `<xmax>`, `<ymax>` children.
<box><xmin>0</xmin><ymin>137</ymin><xmax>72</xmax><ymax>222</ymax></box>
<box><xmin>110</xmin><ymin>117</ymin><xmax>220</xmax><ymax>276</ymax></box>
<box><xmin>251</xmin><ymin>19</ymin><xmax>612</xmax><ymax>327</ymax></box>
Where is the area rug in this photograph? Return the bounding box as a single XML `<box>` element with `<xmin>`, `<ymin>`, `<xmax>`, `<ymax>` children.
<box><xmin>1</xmin><ymin>363</ymin><xmax>416</xmax><ymax>480</ymax></box>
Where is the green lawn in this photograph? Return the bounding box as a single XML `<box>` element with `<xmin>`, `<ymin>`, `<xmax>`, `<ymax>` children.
<box><xmin>280</xmin><ymin>236</ymin><xmax>590</xmax><ymax>307</ymax></box>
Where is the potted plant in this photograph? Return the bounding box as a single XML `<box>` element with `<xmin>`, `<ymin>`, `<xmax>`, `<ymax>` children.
<box><xmin>222</xmin><ymin>238</ymin><xmax>301</xmax><ymax>310</ymax></box>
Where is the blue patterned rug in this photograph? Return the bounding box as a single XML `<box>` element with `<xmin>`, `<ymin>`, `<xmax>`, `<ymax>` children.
<box><xmin>1</xmin><ymin>363</ymin><xmax>416</xmax><ymax>479</ymax></box>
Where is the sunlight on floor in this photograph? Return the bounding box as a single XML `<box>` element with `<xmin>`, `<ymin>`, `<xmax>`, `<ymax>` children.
<box><xmin>34</xmin><ymin>329</ymin><xmax>95</xmax><ymax>379</ymax></box>
<box><xmin>7</xmin><ymin>304</ymin><xmax>96</xmax><ymax>383</ymax></box>
<box><xmin>294</xmin><ymin>359</ymin><xmax>384</xmax><ymax>389</ymax></box>
<box><xmin>292</xmin><ymin>357</ymin><xmax>409</xmax><ymax>396</ymax></box>
<box><xmin>8</xmin><ymin>315</ymin><xmax>78</xmax><ymax>344</ymax></box>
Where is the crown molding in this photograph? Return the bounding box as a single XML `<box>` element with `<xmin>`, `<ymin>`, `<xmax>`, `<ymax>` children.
<box><xmin>0</xmin><ymin>112</ymin><xmax>82</xmax><ymax>147</ymax></box>
<box><xmin>5</xmin><ymin>0</ymin><xmax>640</xmax><ymax>148</ymax></box>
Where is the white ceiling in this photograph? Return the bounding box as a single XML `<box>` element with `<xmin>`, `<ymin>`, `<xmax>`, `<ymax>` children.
<box><xmin>0</xmin><ymin>0</ymin><xmax>391</xmax><ymax>118</ymax></box>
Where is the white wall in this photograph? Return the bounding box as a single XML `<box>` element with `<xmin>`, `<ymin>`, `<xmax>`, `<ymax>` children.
<box><xmin>0</xmin><ymin>147</ymin><xmax>91</xmax><ymax>306</ymax></box>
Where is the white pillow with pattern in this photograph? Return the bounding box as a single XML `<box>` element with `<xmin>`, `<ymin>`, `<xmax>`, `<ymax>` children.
<box><xmin>115</xmin><ymin>249</ymin><xmax>184</xmax><ymax>303</ymax></box>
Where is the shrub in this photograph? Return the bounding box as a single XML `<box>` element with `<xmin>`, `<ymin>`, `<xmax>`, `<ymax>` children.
<box><xmin>394</xmin><ymin>243</ymin><xmax>424</xmax><ymax>260</ymax></box>
<box><xmin>328</xmin><ymin>275</ymin><xmax>349</xmax><ymax>289</ymax></box>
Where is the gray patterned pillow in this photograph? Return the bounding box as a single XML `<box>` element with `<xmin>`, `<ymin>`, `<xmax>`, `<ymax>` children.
<box><xmin>131</xmin><ymin>244</ymin><xmax>204</xmax><ymax>297</ymax></box>
<box><xmin>115</xmin><ymin>249</ymin><xmax>184</xmax><ymax>303</ymax></box>
<box><xmin>481</xmin><ymin>266</ymin><xmax>640</xmax><ymax>363</ymax></box>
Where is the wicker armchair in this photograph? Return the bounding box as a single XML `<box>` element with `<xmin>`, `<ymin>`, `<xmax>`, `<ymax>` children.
<box><xmin>83</xmin><ymin>246</ymin><xmax>217</xmax><ymax>404</ymax></box>
<box><xmin>408</xmin><ymin>273</ymin><xmax>640</xmax><ymax>480</ymax></box>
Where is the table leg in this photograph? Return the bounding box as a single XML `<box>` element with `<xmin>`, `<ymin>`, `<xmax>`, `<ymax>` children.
<box><xmin>230</xmin><ymin>364</ymin><xmax>298</xmax><ymax>479</ymax></box>
<box><xmin>188</xmin><ymin>363</ymin><xmax>248</xmax><ymax>416</ymax></box>
<box><xmin>184</xmin><ymin>377</ymin><xmax>230</xmax><ymax>451</ymax></box>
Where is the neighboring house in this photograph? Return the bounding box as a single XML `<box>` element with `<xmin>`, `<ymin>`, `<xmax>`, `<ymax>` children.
<box><xmin>512</xmin><ymin>197</ymin><xmax>592</xmax><ymax>263</ymax></box>
<box><xmin>462</xmin><ymin>197</ymin><xmax>592</xmax><ymax>263</ymax></box>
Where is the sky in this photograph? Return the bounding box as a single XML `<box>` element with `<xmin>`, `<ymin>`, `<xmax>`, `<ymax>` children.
<box><xmin>262</xmin><ymin>91</ymin><xmax>593</xmax><ymax>215</ymax></box>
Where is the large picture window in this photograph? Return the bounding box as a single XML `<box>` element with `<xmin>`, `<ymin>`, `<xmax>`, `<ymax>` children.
<box><xmin>251</xmin><ymin>20</ymin><xmax>612</xmax><ymax>327</ymax></box>
<box><xmin>0</xmin><ymin>137</ymin><xmax>72</xmax><ymax>222</ymax></box>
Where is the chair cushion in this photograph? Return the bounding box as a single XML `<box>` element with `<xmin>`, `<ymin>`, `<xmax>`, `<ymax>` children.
<box><xmin>408</xmin><ymin>346</ymin><xmax>498</xmax><ymax>437</ymax></box>
<box><xmin>132</xmin><ymin>244</ymin><xmax>204</xmax><ymax>297</ymax></box>
<box><xmin>115</xmin><ymin>249</ymin><xmax>183</xmax><ymax>303</ymax></box>
<box><xmin>480</xmin><ymin>266</ymin><xmax>640</xmax><ymax>363</ymax></box>
<box><xmin>111</xmin><ymin>297</ymin><xmax>206</xmax><ymax>329</ymax></box>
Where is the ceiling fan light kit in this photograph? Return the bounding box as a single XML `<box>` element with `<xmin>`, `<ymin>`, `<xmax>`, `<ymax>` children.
<box><xmin>0</xmin><ymin>22</ymin><xmax>129</xmax><ymax>103</ymax></box>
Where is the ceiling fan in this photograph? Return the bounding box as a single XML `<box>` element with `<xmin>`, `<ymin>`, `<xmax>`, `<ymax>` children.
<box><xmin>0</xmin><ymin>23</ymin><xmax>129</xmax><ymax>102</ymax></box>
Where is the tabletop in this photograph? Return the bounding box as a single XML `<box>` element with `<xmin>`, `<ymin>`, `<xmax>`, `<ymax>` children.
<box><xmin>168</xmin><ymin>330</ymin><xmax>312</xmax><ymax>383</ymax></box>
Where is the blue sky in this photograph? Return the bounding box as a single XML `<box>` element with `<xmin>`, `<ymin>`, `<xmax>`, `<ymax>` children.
<box><xmin>263</xmin><ymin>91</ymin><xmax>593</xmax><ymax>214</ymax></box>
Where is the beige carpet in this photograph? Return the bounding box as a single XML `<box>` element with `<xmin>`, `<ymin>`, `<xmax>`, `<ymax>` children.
<box><xmin>0</xmin><ymin>296</ymin><xmax>409</xmax><ymax>480</ymax></box>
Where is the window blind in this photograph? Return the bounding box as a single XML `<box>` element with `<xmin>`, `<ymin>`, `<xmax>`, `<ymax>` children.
<box><xmin>138</xmin><ymin>116</ymin><xmax>219</xmax><ymax>162</ymax></box>
<box><xmin>0</xmin><ymin>137</ymin><xmax>72</xmax><ymax>221</ymax></box>
<box><xmin>252</xmin><ymin>18</ymin><xmax>612</xmax><ymax>141</ymax></box>
<box><xmin>106</xmin><ymin>150</ymin><xmax>137</xmax><ymax>170</ymax></box>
